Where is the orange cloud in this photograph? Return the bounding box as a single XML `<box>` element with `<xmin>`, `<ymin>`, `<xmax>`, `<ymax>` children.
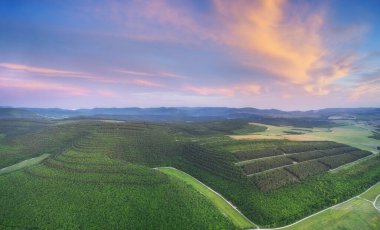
<box><xmin>214</xmin><ymin>0</ymin><xmax>324</xmax><ymax>84</ymax></box>
<box><xmin>305</xmin><ymin>55</ymin><xmax>355</xmax><ymax>95</ymax></box>
<box><xmin>213</xmin><ymin>0</ymin><xmax>363</xmax><ymax>96</ymax></box>
<box><xmin>184</xmin><ymin>83</ymin><xmax>261</xmax><ymax>96</ymax></box>
<box><xmin>0</xmin><ymin>76</ymin><xmax>88</xmax><ymax>96</ymax></box>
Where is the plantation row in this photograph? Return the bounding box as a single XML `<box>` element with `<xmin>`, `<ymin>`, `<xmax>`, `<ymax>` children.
<box><xmin>1</xmin><ymin>166</ymin><xmax>235</xmax><ymax>229</ymax></box>
<box><xmin>285</xmin><ymin>161</ymin><xmax>328</xmax><ymax>180</ymax></box>
<box><xmin>20</xmin><ymin>124</ymin><xmax>179</xmax><ymax>186</ymax></box>
<box><xmin>24</xmin><ymin>130</ymin><xmax>170</xmax><ymax>186</ymax></box>
<box><xmin>251</xmin><ymin>150</ymin><xmax>372</xmax><ymax>191</ymax></box>
<box><xmin>25</xmin><ymin>164</ymin><xmax>168</xmax><ymax>186</ymax></box>
<box><xmin>251</xmin><ymin>168</ymin><xmax>299</xmax><ymax>191</ymax></box>
<box><xmin>318</xmin><ymin>152</ymin><xmax>370</xmax><ymax>169</ymax></box>
<box><xmin>242</xmin><ymin>156</ymin><xmax>294</xmax><ymax>175</ymax></box>
<box><xmin>180</xmin><ymin>143</ymin><xmax>243</xmax><ymax>181</ymax></box>
<box><xmin>231</xmin><ymin>141</ymin><xmax>345</xmax><ymax>161</ymax></box>
<box><xmin>240</xmin><ymin>146</ymin><xmax>361</xmax><ymax>175</ymax></box>
<box><xmin>0</xmin><ymin>124</ymin><xmax>88</xmax><ymax>168</ymax></box>
<box><xmin>0</xmin><ymin>120</ymin><xmax>242</xmax><ymax>229</ymax></box>
<box><xmin>287</xmin><ymin>146</ymin><xmax>356</xmax><ymax>162</ymax></box>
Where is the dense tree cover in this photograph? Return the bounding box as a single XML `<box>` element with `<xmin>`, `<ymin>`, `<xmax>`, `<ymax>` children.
<box><xmin>318</xmin><ymin>153</ymin><xmax>363</xmax><ymax>169</ymax></box>
<box><xmin>251</xmin><ymin>168</ymin><xmax>299</xmax><ymax>191</ymax></box>
<box><xmin>242</xmin><ymin>156</ymin><xmax>293</xmax><ymax>175</ymax></box>
<box><xmin>0</xmin><ymin>121</ymin><xmax>87</xmax><ymax>168</ymax></box>
<box><xmin>230</xmin><ymin>139</ymin><xmax>372</xmax><ymax>191</ymax></box>
<box><xmin>176</xmin><ymin>155</ymin><xmax>380</xmax><ymax>227</ymax></box>
<box><xmin>169</xmin><ymin>120</ymin><xmax>266</xmax><ymax>136</ymax></box>
<box><xmin>0</xmin><ymin>122</ymin><xmax>235</xmax><ymax>229</ymax></box>
<box><xmin>0</xmin><ymin>119</ymin><xmax>379</xmax><ymax>228</ymax></box>
<box><xmin>349</xmin><ymin>150</ymin><xmax>372</xmax><ymax>158</ymax></box>
<box><xmin>180</xmin><ymin>143</ymin><xmax>244</xmax><ymax>181</ymax></box>
<box><xmin>285</xmin><ymin>161</ymin><xmax>329</xmax><ymax>180</ymax></box>
<box><xmin>0</xmin><ymin>171</ymin><xmax>234</xmax><ymax>229</ymax></box>
<box><xmin>288</xmin><ymin>146</ymin><xmax>355</xmax><ymax>162</ymax></box>
<box><xmin>229</xmin><ymin>140</ymin><xmax>344</xmax><ymax>161</ymax></box>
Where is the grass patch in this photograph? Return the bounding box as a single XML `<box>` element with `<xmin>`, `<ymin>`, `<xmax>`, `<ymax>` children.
<box><xmin>283</xmin><ymin>182</ymin><xmax>380</xmax><ymax>230</ymax></box>
<box><xmin>0</xmin><ymin>154</ymin><xmax>50</xmax><ymax>175</ymax></box>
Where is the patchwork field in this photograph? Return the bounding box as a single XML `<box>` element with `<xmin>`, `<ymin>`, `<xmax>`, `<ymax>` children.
<box><xmin>230</xmin><ymin>121</ymin><xmax>380</xmax><ymax>153</ymax></box>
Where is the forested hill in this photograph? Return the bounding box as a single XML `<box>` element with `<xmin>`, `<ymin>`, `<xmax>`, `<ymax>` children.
<box><xmin>0</xmin><ymin>107</ymin><xmax>379</xmax><ymax>123</ymax></box>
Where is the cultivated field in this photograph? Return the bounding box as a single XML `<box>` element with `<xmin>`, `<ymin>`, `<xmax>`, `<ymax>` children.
<box><xmin>230</xmin><ymin>121</ymin><xmax>379</xmax><ymax>153</ymax></box>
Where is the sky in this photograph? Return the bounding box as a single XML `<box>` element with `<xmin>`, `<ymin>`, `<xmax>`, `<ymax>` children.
<box><xmin>0</xmin><ymin>0</ymin><xmax>379</xmax><ymax>110</ymax></box>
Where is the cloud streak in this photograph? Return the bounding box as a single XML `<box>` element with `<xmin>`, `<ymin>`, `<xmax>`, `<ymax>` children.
<box><xmin>0</xmin><ymin>76</ymin><xmax>88</xmax><ymax>96</ymax></box>
<box><xmin>115</xmin><ymin>69</ymin><xmax>186</xmax><ymax>79</ymax></box>
<box><xmin>349</xmin><ymin>78</ymin><xmax>380</xmax><ymax>101</ymax></box>
<box><xmin>0</xmin><ymin>62</ymin><xmax>165</xmax><ymax>89</ymax></box>
<box><xmin>0</xmin><ymin>63</ymin><xmax>93</xmax><ymax>79</ymax></box>
<box><xmin>183</xmin><ymin>83</ymin><xmax>261</xmax><ymax>97</ymax></box>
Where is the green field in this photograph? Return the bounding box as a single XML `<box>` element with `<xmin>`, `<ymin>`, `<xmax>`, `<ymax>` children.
<box><xmin>282</xmin><ymin>182</ymin><xmax>380</xmax><ymax>230</ymax></box>
<box><xmin>158</xmin><ymin>167</ymin><xmax>256</xmax><ymax>229</ymax></box>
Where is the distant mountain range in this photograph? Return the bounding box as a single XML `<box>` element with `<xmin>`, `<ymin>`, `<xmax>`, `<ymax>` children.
<box><xmin>0</xmin><ymin>107</ymin><xmax>379</xmax><ymax>122</ymax></box>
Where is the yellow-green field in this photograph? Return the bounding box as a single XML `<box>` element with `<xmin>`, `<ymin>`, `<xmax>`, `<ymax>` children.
<box><xmin>279</xmin><ymin>182</ymin><xmax>380</xmax><ymax>230</ymax></box>
<box><xmin>0</xmin><ymin>153</ymin><xmax>50</xmax><ymax>175</ymax></box>
<box><xmin>157</xmin><ymin>167</ymin><xmax>256</xmax><ymax>229</ymax></box>
<box><xmin>230</xmin><ymin>122</ymin><xmax>379</xmax><ymax>153</ymax></box>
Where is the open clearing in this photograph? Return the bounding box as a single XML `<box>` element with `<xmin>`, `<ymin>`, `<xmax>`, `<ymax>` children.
<box><xmin>278</xmin><ymin>182</ymin><xmax>380</xmax><ymax>230</ymax></box>
<box><xmin>230</xmin><ymin>122</ymin><xmax>379</xmax><ymax>153</ymax></box>
<box><xmin>0</xmin><ymin>153</ymin><xmax>50</xmax><ymax>175</ymax></box>
<box><xmin>157</xmin><ymin>167</ymin><xmax>256</xmax><ymax>229</ymax></box>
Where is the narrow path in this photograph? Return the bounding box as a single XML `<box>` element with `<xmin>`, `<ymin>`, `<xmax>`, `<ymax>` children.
<box><xmin>0</xmin><ymin>154</ymin><xmax>50</xmax><ymax>175</ymax></box>
<box><xmin>374</xmin><ymin>195</ymin><xmax>380</xmax><ymax>212</ymax></box>
<box><xmin>156</xmin><ymin>167</ymin><xmax>258</xmax><ymax>229</ymax></box>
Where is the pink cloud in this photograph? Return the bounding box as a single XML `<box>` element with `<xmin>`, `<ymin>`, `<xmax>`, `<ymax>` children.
<box><xmin>131</xmin><ymin>79</ymin><xmax>163</xmax><ymax>88</ymax></box>
<box><xmin>97</xmin><ymin>89</ymin><xmax>117</xmax><ymax>97</ymax></box>
<box><xmin>0</xmin><ymin>76</ymin><xmax>88</xmax><ymax>96</ymax></box>
<box><xmin>0</xmin><ymin>62</ymin><xmax>166</xmax><ymax>89</ymax></box>
<box><xmin>0</xmin><ymin>63</ymin><xmax>93</xmax><ymax>79</ymax></box>
<box><xmin>183</xmin><ymin>83</ymin><xmax>261</xmax><ymax>97</ymax></box>
<box><xmin>115</xmin><ymin>68</ymin><xmax>186</xmax><ymax>79</ymax></box>
<box><xmin>349</xmin><ymin>78</ymin><xmax>380</xmax><ymax>101</ymax></box>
